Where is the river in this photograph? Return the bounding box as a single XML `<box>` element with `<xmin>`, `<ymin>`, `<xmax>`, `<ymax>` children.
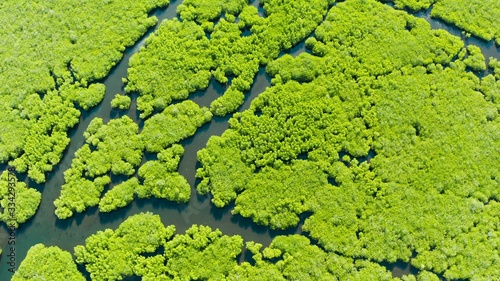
<box><xmin>0</xmin><ymin>0</ymin><xmax>300</xmax><ymax>278</ymax></box>
<box><xmin>410</xmin><ymin>4</ymin><xmax>500</xmax><ymax>67</ymax></box>
<box><xmin>1</xmin><ymin>0</ymin><xmax>499</xmax><ymax>279</ymax></box>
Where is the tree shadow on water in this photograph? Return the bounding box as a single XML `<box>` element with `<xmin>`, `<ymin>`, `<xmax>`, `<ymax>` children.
<box><xmin>210</xmin><ymin>201</ymin><xmax>235</xmax><ymax>221</ymax></box>
<box><xmin>236</xmin><ymin>246</ymin><xmax>257</xmax><ymax>266</ymax></box>
<box><xmin>380</xmin><ymin>259</ymin><xmax>420</xmax><ymax>278</ymax></box>
<box><xmin>131</xmin><ymin>196</ymin><xmax>189</xmax><ymax>216</ymax></box>
<box><xmin>77</xmin><ymin>263</ymin><xmax>92</xmax><ymax>281</ymax></box>
<box><xmin>55</xmin><ymin>207</ymin><xmax>98</xmax><ymax>231</ymax></box>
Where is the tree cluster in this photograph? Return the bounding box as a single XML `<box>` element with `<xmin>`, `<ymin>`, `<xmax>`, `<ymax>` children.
<box><xmin>135</xmin><ymin>144</ymin><xmax>191</xmax><ymax>203</ymax></box>
<box><xmin>125</xmin><ymin>0</ymin><xmax>333</xmax><ymax>117</ymax></box>
<box><xmin>15</xmin><ymin>212</ymin><xmax>450</xmax><ymax>280</ymax></box>
<box><xmin>12</xmin><ymin>244</ymin><xmax>85</xmax><ymax>281</ymax></box>
<box><xmin>125</xmin><ymin>19</ymin><xmax>213</xmax><ymax>118</ymax></box>
<box><xmin>141</xmin><ymin>100</ymin><xmax>212</xmax><ymax>153</ymax></box>
<box><xmin>8</xmin><ymin>91</ymin><xmax>80</xmax><ymax>183</ymax></box>
<box><xmin>73</xmin><ymin>212</ymin><xmax>403</xmax><ymax>281</ymax></box>
<box><xmin>388</xmin><ymin>0</ymin><xmax>500</xmax><ymax>44</ymax></box>
<box><xmin>57</xmin><ymin>101</ymin><xmax>208</xmax><ymax>217</ymax></box>
<box><xmin>0</xmin><ymin>171</ymin><xmax>41</xmax><ymax>228</ymax></box>
<box><xmin>9</xmin><ymin>0</ymin><xmax>500</xmax><ymax>279</ymax></box>
<box><xmin>54</xmin><ymin>116</ymin><xmax>143</xmax><ymax>219</ymax></box>
<box><xmin>489</xmin><ymin>58</ymin><xmax>500</xmax><ymax>80</ymax></box>
<box><xmin>431</xmin><ymin>0</ymin><xmax>500</xmax><ymax>44</ymax></box>
<box><xmin>110</xmin><ymin>94</ymin><xmax>132</xmax><ymax>110</ymax></box>
<box><xmin>463</xmin><ymin>45</ymin><xmax>486</xmax><ymax>72</ymax></box>
<box><xmin>0</xmin><ymin>0</ymin><xmax>170</xmax><ymax>183</ymax></box>
<box><xmin>98</xmin><ymin>177</ymin><xmax>139</xmax><ymax>213</ymax></box>
<box><xmin>136</xmin><ymin>224</ymin><xmax>244</xmax><ymax>281</ymax></box>
<box><xmin>74</xmin><ymin>212</ymin><xmax>174</xmax><ymax>281</ymax></box>
<box><xmin>196</xmin><ymin>0</ymin><xmax>500</xmax><ymax>278</ymax></box>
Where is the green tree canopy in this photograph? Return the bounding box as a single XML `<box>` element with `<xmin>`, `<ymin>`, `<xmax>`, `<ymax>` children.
<box><xmin>0</xmin><ymin>171</ymin><xmax>41</xmax><ymax>228</ymax></box>
<box><xmin>126</xmin><ymin>0</ymin><xmax>332</xmax><ymax>117</ymax></box>
<box><xmin>74</xmin><ymin>212</ymin><xmax>175</xmax><ymax>281</ymax></box>
<box><xmin>125</xmin><ymin>19</ymin><xmax>213</xmax><ymax>118</ymax></box>
<box><xmin>110</xmin><ymin>94</ymin><xmax>132</xmax><ymax>110</ymax></box>
<box><xmin>0</xmin><ymin>0</ymin><xmax>169</xmax><ymax>182</ymax></box>
<box><xmin>12</xmin><ymin>244</ymin><xmax>85</xmax><ymax>281</ymax></box>
<box><xmin>136</xmin><ymin>144</ymin><xmax>191</xmax><ymax>203</ymax></box>
<box><xmin>388</xmin><ymin>0</ymin><xmax>500</xmax><ymax>44</ymax></box>
<box><xmin>141</xmin><ymin>100</ymin><xmax>212</xmax><ymax>153</ymax></box>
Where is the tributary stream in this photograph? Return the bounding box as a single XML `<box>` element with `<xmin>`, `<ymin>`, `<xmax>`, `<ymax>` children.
<box><xmin>0</xmin><ymin>0</ymin><xmax>499</xmax><ymax>279</ymax></box>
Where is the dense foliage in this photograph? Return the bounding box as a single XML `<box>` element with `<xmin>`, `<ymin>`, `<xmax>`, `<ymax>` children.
<box><xmin>387</xmin><ymin>0</ymin><xmax>500</xmax><ymax>44</ymax></box>
<box><xmin>141</xmin><ymin>100</ymin><xmax>212</xmax><ymax>153</ymax></box>
<box><xmin>7</xmin><ymin>92</ymin><xmax>80</xmax><ymax>183</ymax></box>
<box><xmin>136</xmin><ymin>224</ymin><xmax>244</xmax><ymax>280</ymax></box>
<box><xmin>12</xmin><ymin>244</ymin><xmax>85</xmax><ymax>281</ymax></box>
<box><xmin>0</xmin><ymin>0</ymin><xmax>170</xmax><ymax>183</ymax></box>
<box><xmin>463</xmin><ymin>45</ymin><xmax>486</xmax><ymax>72</ymax></box>
<box><xmin>99</xmin><ymin>146</ymin><xmax>190</xmax><ymax>213</ymax></box>
<box><xmin>126</xmin><ymin>0</ymin><xmax>333</xmax><ymax>117</ymax></box>
<box><xmin>432</xmin><ymin>0</ymin><xmax>500</xmax><ymax>44</ymax></box>
<box><xmin>54</xmin><ymin>116</ymin><xmax>143</xmax><ymax>219</ymax></box>
<box><xmin>197</xmin><ymin>0</ymin><xmax>500</xmax><ymax>279</ymax></box>
<box><xmin>98</xmin><ymin>178</ymin><xmax>139</xmax><ymax>213</ymax></box>
<box><xmin>489</xmin><ymin>58</ymin><xmax>500</xmax><ymax>80</ymax></box>
<box><xmin>125</xmin><ymin>19</ymin><xmax>213</xmax><ymax>119</ymax></box>
<box><xmin>57</xmin><ymin>101</ymin><xmax>210</xmax><ymax>217</ymax></box>
<box><xmin>198</xmin><ymin>0</ymin><xmax>462</xmax><ymax>225</ymax></box>
<box><xmin>234</xmin><ymin>235</ymin><xmax>398</xmax><ymax>281</ymax></box>
<box><xmin>0</xmin><ymin>171</ymin><xmax>41</xmax><ymax>228</ymax></box>
<box><xmin>8</xmin><ymin>0</ymin><xmax>500</xmax><ymax>279</ymax></box>
<box><xmin>74</xmin><ymin>212</ymin><xmax>174</xmax><ymax>281</ymax></box>
<box><xmin>12</xmin><ymin>212</ymin><xmax>453</xmax><ymax>280</ymax></box>
<box><xmin>110</xmin><ymin>94</ymin><xmax>132</xmax><ymax>110</ymax></box>
<box><xmin>73</xmin><ymin>212</ymin><xmax>402</xmax><ymax>281</ymax></box>
<box><xmin>136</xmin><ymin>144</ymin><xmax>191</xmax><ymax>203</ymax></box>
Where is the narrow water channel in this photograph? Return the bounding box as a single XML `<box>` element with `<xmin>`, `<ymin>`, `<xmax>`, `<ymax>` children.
<box><xmin>413</xmin><ymin>4</ymin><xmax>500</xmax><ymax>64</ymax></box>
<box><xmin>382</xmin><ymin>3</ymin><xmax>500</xmax><ymax>279</ymax></box>
<box><xmin>2</xmin><ymin>0</ymin><xmax>499</xmax><ymax>280</ymax></box>
<box><xmin>0</xmin><ymin>0</ymin><xmax>299</xmax><ymax>278</ymax></box>
<box><xmin>0</xmin><ymin>1</ymin><xmax>181</xmax><ymax>278</ymax></box>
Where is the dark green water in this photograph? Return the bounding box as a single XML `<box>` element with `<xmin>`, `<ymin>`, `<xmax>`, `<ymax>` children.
<box><xmin>1</xmin><ymin>1</ymin><xmax>499</xmax><ymax>280</ymax></box>
<box><xmin>415</xmin><ymin>5</ymin><xmax>500</xmax><ymax>67</ymax></box>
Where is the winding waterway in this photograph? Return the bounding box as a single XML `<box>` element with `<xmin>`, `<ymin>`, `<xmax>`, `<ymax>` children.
<box><xmin>1</xmin><ymin>0</ymin><xmax>500</xmax><ymax>279</ymax></box>
<box><xmin>0</xmin><ymin>0</ymin><xmax>297</xmax><ymax>278</ymax></box>
<box><xmin>414</xmin><ymin>6</ymin><xmax>500</xmax><ymax>65</ymax></box>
